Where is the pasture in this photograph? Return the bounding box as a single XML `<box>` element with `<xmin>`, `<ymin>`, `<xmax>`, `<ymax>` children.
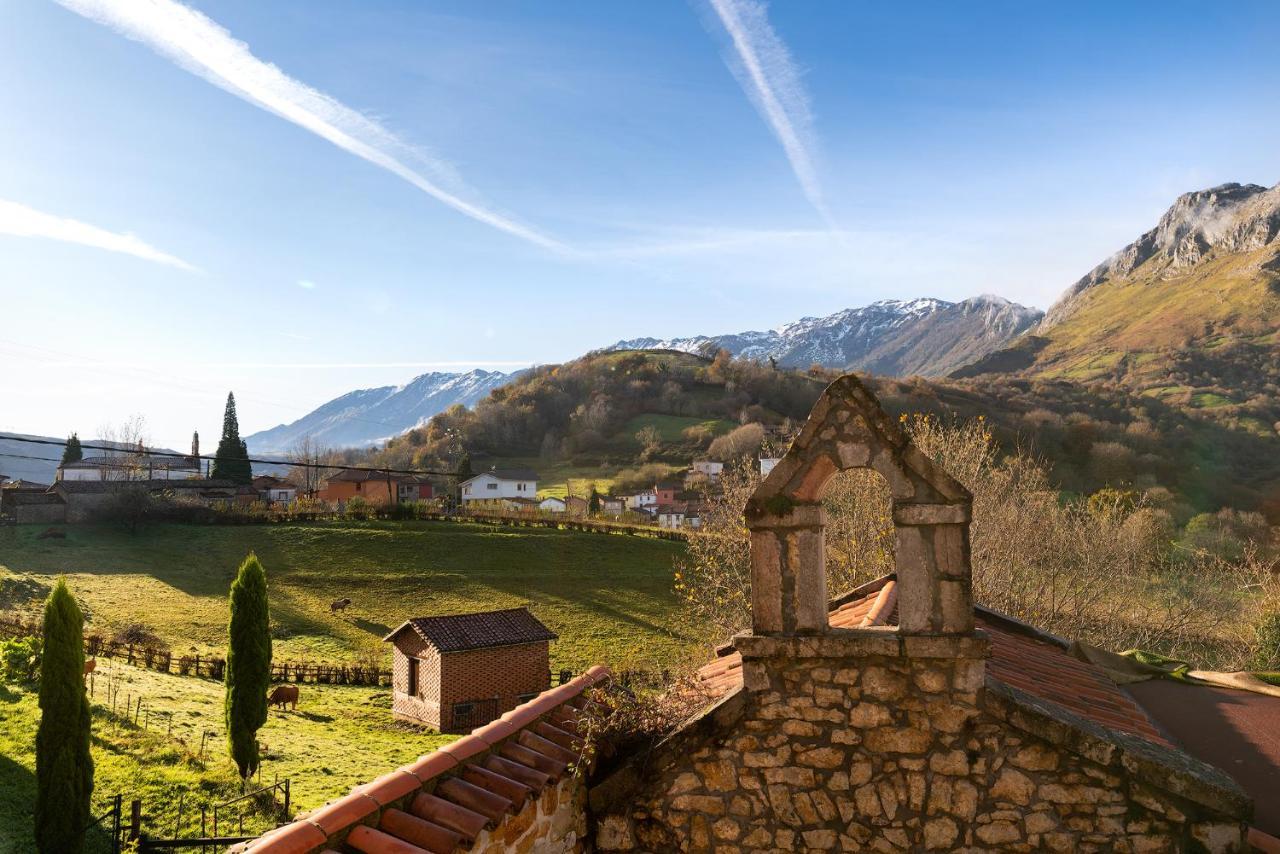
<box><xmin>0</xmin><ymin>659</ymin><xmax>453</xmax><ymax>852</ymax></box>
<box><xmin>0</xmin><ymin>520</ymin><xmax>697</xmax><ymax>673</ymax></box>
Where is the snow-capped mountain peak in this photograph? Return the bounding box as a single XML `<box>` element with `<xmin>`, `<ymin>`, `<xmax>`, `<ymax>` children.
<box><xmin>608</xmin><ymin>295</ymin><xmax>1041</xmax><ymax>377</ymax></box>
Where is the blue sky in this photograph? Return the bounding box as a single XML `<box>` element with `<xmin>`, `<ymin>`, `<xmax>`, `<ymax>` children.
<box><xmin>2</xmin><ymin>0</ymin><xmax>1278</xmax><ymax>447</ymax></box>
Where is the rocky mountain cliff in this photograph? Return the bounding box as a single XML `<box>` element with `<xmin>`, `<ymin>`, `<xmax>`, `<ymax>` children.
<box><xmin>1042</xmin><ymin>182</ymin><xmax>1280</xmax><ymax>329</ymax></box>
<box><xmin>953</xmin><ymin>180</ymin><xmax>1280</xmax><ymax>438</ymax></box>
<box><xmin>245</xmin><ymin>369</ymin><xmax>514</xmax><ymax>453</ymax></box>
<box><xmin>610</xmin><ymin>295</ymin><xmax>1042</xmax><ymax>377</ymax></box>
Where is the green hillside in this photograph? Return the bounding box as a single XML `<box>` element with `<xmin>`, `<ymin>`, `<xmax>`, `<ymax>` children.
<box><xmin>0</xmin><ymin>521</ymin><xmax>695</xmax><ymax>673</ymax></box>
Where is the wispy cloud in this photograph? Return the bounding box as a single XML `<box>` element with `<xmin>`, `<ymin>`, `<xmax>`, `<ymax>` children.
<box><xmin>297</xmin><ymin>279</ymin><xmax>317</xmax><ymax>290</ymax></box>
<box><xmin>55</xmin><ymin>0</ymin><xmax>569</xmax><ymax>253</ymax></box>
<box><xmin>0</xmin><ymin>198</ymin><xmax>197</xmax><ymax>271</ymax></box>
<box><xmin>706</xmin><ymin>0</ymin><xmax>831</xmax><ymax>223</ymax></box>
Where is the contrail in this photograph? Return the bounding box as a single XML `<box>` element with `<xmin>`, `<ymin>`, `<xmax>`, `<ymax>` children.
<box><xmin>55</xmin><ymin>0</ymin><xmax>569</xmax><ymax>253</ymax></box>
<box><xmin>706</xmin><ymin>0</ymin><xmax>832</xmax><ymax>224</ymax></box>
<box><xmin>0</xmin><ymin>198</ymin><xmax>198</xmax><ymax>271</ymax></box>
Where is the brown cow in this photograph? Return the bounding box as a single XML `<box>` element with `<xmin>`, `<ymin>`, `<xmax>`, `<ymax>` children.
<box><xmin>329</xmin><ymin>597</ymin><xmax>352</xmax><ymax>613</ymax></box>
<box><xmin>83</xmin><ymin>659</ymin><xmax>96</xmax><ymax>677</ymax></box>
<box><xmin>267</xmin><ymin>685</ymin><xmax>299</xmax><ymax>711</ymax></box>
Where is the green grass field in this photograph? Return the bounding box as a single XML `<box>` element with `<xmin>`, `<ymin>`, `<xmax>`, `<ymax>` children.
<box><xmin>0</xmin><ymin>659</ymin><xmax>454</xmax><ymax>852</ymax></box>
<box><xmin>619</xmin><ymin>414</ymin><xmax>735</xmax><ymax>444</ymax></box>
<box><xmin>0</xmin><ymin>520</ymin><xmax>700</xmax><ymax>849</ymax></box>
<box><xmin>0</xmin><ymin>521</ymin><xmax>696</xmax><ymax>673</ymax></box>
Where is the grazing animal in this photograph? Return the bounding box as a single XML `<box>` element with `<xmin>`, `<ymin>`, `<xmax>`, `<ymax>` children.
<box><xmin>83</xmin><ymin>659</ymin><xmax>96</xmax><ymax>677</ymax></box>
<box><xmin>267</xmin><ymin>684</ymin><xmax>299</xmax><ymax>711</ymax></box>
<box><xmin>329</xmin><ymin>597</ymin><xmax>352</xmax><ymax>613</ymax></box>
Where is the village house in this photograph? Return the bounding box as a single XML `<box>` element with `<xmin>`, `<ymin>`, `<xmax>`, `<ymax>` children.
<box><xmin>460</xmin><ymin>467</ymin><xmax>538</xmax><ymax>505</ymax></box>
<box><xmin>626</xmin><ymin>488</ymin><xmax>656</xmax><ymax>512</ymax></box>
<box><xmin>654</xmin><ymin>480</ymin><xmax>681</xmax><ymax>506</ymax></box>
<box><xmin>600</xmin><ymin>496</ymin><xmax>626</xmax><ymax>516</ymax></box>
<box><xmin>691</xmin><ymin>459</ymin><xmax>723</xmax><ymax>480</ymax></box>
<box><xmin>252</xmin><ymin>474</ymin><xmax>298</xmax><ymax>505</ymax></box>
<box><xmin>57</xmin><ymin>453</ymin><xmax>202</xmax><ymax>481</ymax></box>
<box><xmin>384</xmin><ymin>607</ymin><xmax>558</xmax><ymax>733</ymax></box>
<box><xmin>656</xmin><ymin>507</ymin><xmax>685</xmax><ymax>529</ymax></box>
<box><xmin>242</xmin><ymin>374</ymin><xmax>1278</xmax><ymax>854</ymax></box>
<box><xmin>57</xmin><ymin>434</ymin><xmax>204</xmax><ymax>482</ymax></box>
<box><xmin>538</xmin><ymin>496</ymin><xmax>567</xmax><ymax>513</ymax></box>
<box><xmin>317</xmin><ymin>470</ymin><xmax>432</xmax><ymax>507</ymax></box>
<box><xmin>759</xmin><ymin>455</ymin><xmax>781</xmax><ymax>477</ymax></box>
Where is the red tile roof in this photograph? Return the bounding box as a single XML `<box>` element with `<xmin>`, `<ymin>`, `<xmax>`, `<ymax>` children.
<box><xmin>695</xmin><ymin>577</ymin><xmax>1172</xmax><ymax>748</ymax></box>
<box><xmin>1126</xmin><ymin>679</ymin><xmax>1280</xmax><ymax>839</ymax></box>
<box><xmin>383</xmin><ymin>608</ymin><xmax>558</xmax><ymax>653</ymax></box>
<box><xmin>237</xmin><ymin>666</ymin><xmax>610</xmax><ymax>854</ymax></box>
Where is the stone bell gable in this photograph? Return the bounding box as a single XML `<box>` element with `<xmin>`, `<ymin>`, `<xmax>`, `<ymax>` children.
<box><xmin>591</xmin><ymin>375</ymin><xmax>1251</xmax><ymax>852</ymax></box>
<box><xmin>745</xmin><ymin>373</ymin><xmax>973</xmax><ymax>637</ymax></box>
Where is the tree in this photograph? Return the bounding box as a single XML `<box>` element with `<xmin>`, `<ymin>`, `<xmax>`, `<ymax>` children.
<box><xmin>212</xmin><ymin>393</ymin><xmax>253</xmax><ymax>485</ymax></box>
<box><xmin>225</xmin><ymin>553</ymin><xmax>271</xmax><ymax>779</ymax></box>
<box><xmin>60</xmin><ymin>433</ymin><xmax>83</xmax><ymax>466</ymax></box>
<box><xmin>35</xmin><ymin>579</ymin><xmax>93</xmax><ymax>854</ymax></box>
<box><xmin>287</xmin><ymin>436</ymin><xmax>335</xmax><ymax>496</ymax></box>
<box><xmin>589</xmin><ymin>488</ymin><xmax>602</xmax><ymax>514</ymax></box>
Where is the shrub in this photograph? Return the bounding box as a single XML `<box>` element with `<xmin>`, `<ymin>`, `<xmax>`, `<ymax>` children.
<box><xmin>111</xmin><ymin>622</ymin><xmax>164</xmax><ymax>650</ymax></box>
<box><xmin>344</xmin><ymin>496</ymin><xmax>371</xmax><ymax>520</ymax></box>
<box><xmin>0</xmin><ymin>635</ymin><xmax>41</xmax><ymax>683</ymax></box>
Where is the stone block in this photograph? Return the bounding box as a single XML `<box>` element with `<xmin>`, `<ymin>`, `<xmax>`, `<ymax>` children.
<box><xmin>749</xmin><ymin>531</ymin><xmax>783</xmax><ymax>633</ymax></box>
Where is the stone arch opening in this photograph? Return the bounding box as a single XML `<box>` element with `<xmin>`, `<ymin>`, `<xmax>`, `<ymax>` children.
<box><xmin>744</xmin><ymin>375</ymin><xmax>973</xmax><ymax>637</ymax></box>
<box><xmin>821</xmin><ymin>467</ymin><xmax>895</xmax><ymax>596</ymax></box>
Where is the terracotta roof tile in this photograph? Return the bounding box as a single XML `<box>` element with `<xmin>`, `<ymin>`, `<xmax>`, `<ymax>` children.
<box><xmin>238</xmin><ymin>666</ymin><xmax>609</xmax><ymax>854</ymax></box>
<box><xmin>378</xmin><ymin>808</ymin><xmax>461</xmax><ymax>854</ymax></box>
<box><xmin>345</xmin><ymin>824</ymin><xmax>428</xmax><ymax>854</ymax></box>
<box><xmin>385</xmin><ymin>608</ymin><xmax>558</xmax><ymax>652</ymax></box>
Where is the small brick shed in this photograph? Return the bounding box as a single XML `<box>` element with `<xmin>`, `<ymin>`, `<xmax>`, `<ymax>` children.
<box><xmin>384</xmin><ymin>607</ymin><xmax>557</xmax><ymax>733</ymax></box>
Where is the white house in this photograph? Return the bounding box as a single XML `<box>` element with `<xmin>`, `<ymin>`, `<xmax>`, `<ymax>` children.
<box><xmin>601</xmin><ymin>497</ymin><xmax>625</xmax><ymax>516</ymax></box>
<box><xmin>759</xmin><ymin>457</ymin><xmax>781</xmax><ymax>478</ymax></box>
<box><xmin>657</xmin><ymin>509</ymin><xmax>686</xmax><ymax>529</ymax></box>
<box><xmin>253</xmin><ymin>475</ymin><xmax>298</xmax><ymax>505</ymax></box>
<box><xmin>58</xmin><ymin>455</ymin><xmax>201</xmax><ymax>482</ymax></box>
<box><xmin>539</xmin><ymin>497</ymin><xmax>566</xmax><ymax>513</ymax></box>
<box><xmin>460</xmin><ymin>468</ymin><xmax>539</xmax><ymax>503</ymax></box>
<box><xmin>626</xmin><ymin>489</ymin><xmax>657</xmax><ymax>511</ymax></box>
<box><xmin>691</xmin><ymin>460</ymin><xmax>724</xmax><ymax>481</ymax></box>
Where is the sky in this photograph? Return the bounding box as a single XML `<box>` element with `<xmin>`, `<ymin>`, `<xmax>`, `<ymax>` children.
<box><xmin>2</xmin><ymin>0</ymin><xmax>1278</xmax><ymax>448</ymax></box>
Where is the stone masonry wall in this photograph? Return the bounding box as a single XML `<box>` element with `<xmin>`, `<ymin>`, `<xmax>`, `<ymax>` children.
<box><xmin>593</xmin><ymin>634</ymin><xmax>1249</xmax><ymax>853</ymax></box>
<box><xmin>472</xmin><ymin>774</ymin><xmax>588</xmax><ymax>854</ymax></box>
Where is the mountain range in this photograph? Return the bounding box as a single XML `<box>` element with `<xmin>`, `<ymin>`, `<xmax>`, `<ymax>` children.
<box><xmin>610</xmin><ymin>295</ymin><xmax>1043</xmax><ymax>377</ymax></box>
<box><xmin>244</xmin><ymin>370</ymin><xmax>513</xmax><ymax>453</ymax></box>
<box><xmin>246</xmin><ymin>180</ymin><xmax>1279</xmax><ymax>455</ymax></box>
<box><xmin>953</xmin><ymin>181</ymin><xmax>1280</xmax><ymax>435</ymax></box>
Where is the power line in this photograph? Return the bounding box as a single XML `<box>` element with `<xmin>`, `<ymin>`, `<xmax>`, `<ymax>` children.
<box><xmin>0</xmin><ymin>436</ymin><xmax>456</xmax><ymax>478</ymax></box>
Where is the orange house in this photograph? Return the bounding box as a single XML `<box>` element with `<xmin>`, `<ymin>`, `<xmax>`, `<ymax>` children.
<box><xmin>317</xmin><ymin>470</ymin><xmax>432</xmax><ymax>506</ymax></box>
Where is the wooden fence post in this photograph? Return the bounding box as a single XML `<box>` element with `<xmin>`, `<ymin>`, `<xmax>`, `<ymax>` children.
<box><xmin>128</xmin><ymin>799</ymin><xmax>141</xmax><ymax>841</ymax></box>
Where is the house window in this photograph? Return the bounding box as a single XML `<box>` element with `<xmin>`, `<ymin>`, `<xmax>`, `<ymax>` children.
<box><xmin>407</xmin><ymin>657</ymin><xmax>419</xmax><ymax>696</ymax></box>
<box><xmin>517</xmin><ymin>483</ymin><xmax>525</xmax><ymax>491</ymax></box>
<box><xmin>486</xmin><ymin>483</ymin><xmax>498</xmax><ymax>490</ymax></box>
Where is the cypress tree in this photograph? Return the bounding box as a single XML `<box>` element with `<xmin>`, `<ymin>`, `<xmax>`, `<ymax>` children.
<box><xmin>225</xmin><ymin>553</ymin><xmax>271</xmax><ymax>779</ymax></box>
<box><xmin>212</xmin><ymin>392</ymin><xmax>252</xmax><ymax>484</ymax></box>
<box><xmin>60</xmin><ymin>433</ymin><xmax>83</xmax><ymax>466</ymax></box>
<box><xmin>35</xmin><ymin>579</ymin><xmax>93</xmax><ymax>854</ymax></box>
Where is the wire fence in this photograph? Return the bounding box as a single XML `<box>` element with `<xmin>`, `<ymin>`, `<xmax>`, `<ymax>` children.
<box><xmin>0</xmin><ymin>616</ymin><xmax>391</xmax><ymax>686</ymax></box>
